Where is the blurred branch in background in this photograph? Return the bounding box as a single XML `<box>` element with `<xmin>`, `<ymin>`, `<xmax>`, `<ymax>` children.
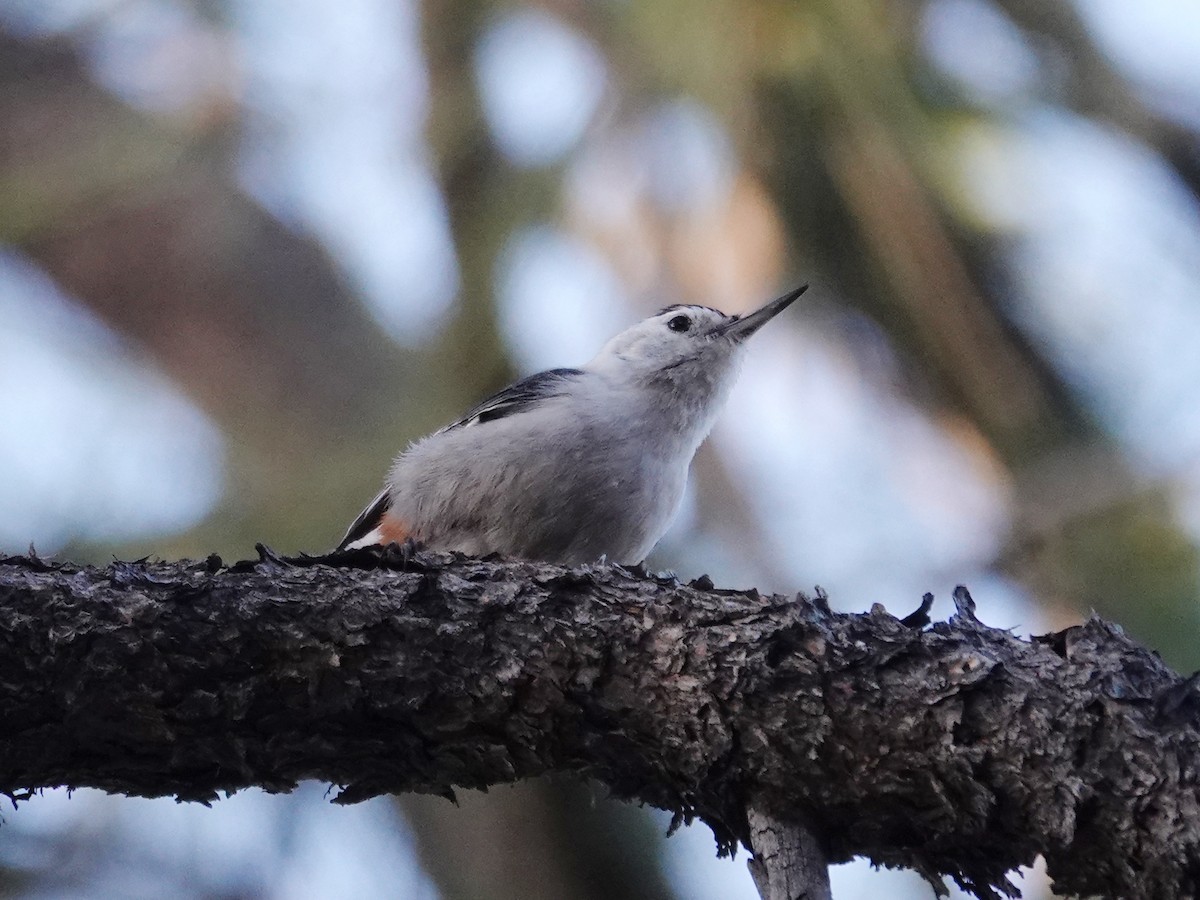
<box><xmin>2</xmin><ymin>0</ymin><xmax>1200</xmax><ymax>897</ymax></box>
<box><xmin>993</xmin><ymin>0</ymin><xmax>1200</xmax><ymax>195</ymax></box>
<box><xmin>743</xmin><ymin>0</ymin><xmax>1200</xmax><ymax>670</ymax></box>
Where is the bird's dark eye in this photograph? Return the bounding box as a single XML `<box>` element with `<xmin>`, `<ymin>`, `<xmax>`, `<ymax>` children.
<box><xmin>667</xmin><ymin>315</ymin><xmax>692</xmax><ymax>333</ymax></box>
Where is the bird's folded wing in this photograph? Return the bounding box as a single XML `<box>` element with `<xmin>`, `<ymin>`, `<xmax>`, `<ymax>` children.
<box><xmin>442</xmin><ymin>367</ymin><xmax>584</xmax><ymax>431</ymax></box>
<box><xmin>337</xmin><ymin>368</ymin><xmax>584</xmax><ymax>549</ymax></box>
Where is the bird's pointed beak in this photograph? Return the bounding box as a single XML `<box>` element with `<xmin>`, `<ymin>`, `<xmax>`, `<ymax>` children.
<box><xmin>715</xmin><ymin>284</ymin><xmax>807</xmax><ymax>342</ymax></box>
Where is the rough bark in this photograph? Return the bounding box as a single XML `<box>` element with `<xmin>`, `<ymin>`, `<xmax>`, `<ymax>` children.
<box><xmin>2</xmin><ymin>547</ymin><xmax>1199</xmax><ymax>899</ymax></box>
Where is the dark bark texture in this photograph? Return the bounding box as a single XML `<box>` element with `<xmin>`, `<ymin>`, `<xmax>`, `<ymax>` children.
<box><xmin>2</xmin><ymin>547</ymin><xmax>1199</xmax><ymax>899</ymax></box>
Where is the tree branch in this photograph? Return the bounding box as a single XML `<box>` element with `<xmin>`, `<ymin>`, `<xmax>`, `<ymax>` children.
<box><xmin>2</xmin><ymin>547</ymin><xmax>1198</xmax><ymax>899</ymax></box>
<box><xmin>747</xmin><ymin>803</ymin><xmax>831</xmax><ymax>900</ymax></box>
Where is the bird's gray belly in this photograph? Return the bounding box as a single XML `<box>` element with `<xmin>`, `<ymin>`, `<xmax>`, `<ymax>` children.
<box><xmin>492</xmin><ymin>460</ymin><xmax>684</xmax><ymax>564</ymax></box>
<box><xmin>405</xmin><ymin>453</ymin><xmax>684</xmax><ymax>564</ymax></box>
<box><xmin>392</xmin><ymin>410</ymin><xmax>691</xmax><ymax>564</ymax></box>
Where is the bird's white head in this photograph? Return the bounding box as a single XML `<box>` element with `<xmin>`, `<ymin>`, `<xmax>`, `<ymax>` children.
<box><xmin>582</xmin><ymin>284</ymin><xmax>806</xmax><ymax>447</ymax></box>
<box><xmin>586</xmin><ymin>284</ymin><xmax>806</xmax><ymax>385</ymax></box>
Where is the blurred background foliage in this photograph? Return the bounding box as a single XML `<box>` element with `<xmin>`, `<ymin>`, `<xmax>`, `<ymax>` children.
<box><xmin>2</xmin><ymin>0</ymin><xmax>1199</xmax><ymax>897</ymax></box>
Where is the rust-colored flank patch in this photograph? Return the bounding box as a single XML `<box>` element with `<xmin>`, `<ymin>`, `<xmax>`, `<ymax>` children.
<box><xmin>377</xmin><ymin>515</ymin><xmax>412</xmax><ymax>546</ymax></box>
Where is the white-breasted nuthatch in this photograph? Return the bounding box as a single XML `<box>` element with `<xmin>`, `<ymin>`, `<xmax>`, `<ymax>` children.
<box><xmin>338</xmin><ymin>284</ymin><xmax>806</xmax><ymax>564</ymax></box>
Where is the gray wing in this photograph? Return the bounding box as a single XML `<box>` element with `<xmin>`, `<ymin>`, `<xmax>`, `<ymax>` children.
<box><xmin>337</xmin><ymin>488</ymin><xmax>391</xmax><ymax>550</ymax></box>
<box><xmin>338</xmin><ymin>368</ymin><xmax>582</xmax><ymax>549</ymax></box>
<box><xmin>442</xmin><ymin>367</ymin><xmax>583</xmax><ymax>431</ymax></box>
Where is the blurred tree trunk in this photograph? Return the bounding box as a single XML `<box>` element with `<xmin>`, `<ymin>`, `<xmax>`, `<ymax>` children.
<box><xmin>404</xmin><ymin>780</ymin><xmax>676</xmax><ymax>900</ymax></box>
